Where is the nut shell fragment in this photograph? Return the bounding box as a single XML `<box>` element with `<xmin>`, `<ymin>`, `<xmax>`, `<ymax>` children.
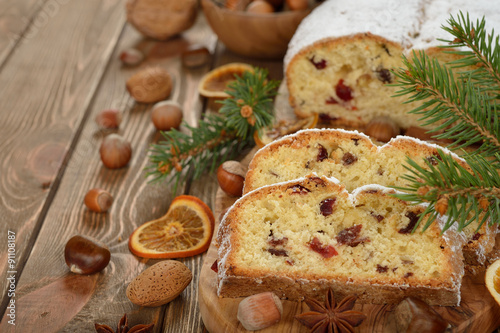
<box><xmin>198</xmin><ymin>63</ymin><xmax>253</xmax><ymax>98</ymax></box>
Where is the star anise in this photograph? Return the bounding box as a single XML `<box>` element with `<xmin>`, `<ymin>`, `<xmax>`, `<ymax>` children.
<box><xmin>95</xmin><ymin>314</ymin><xmax>154</xmax><ymax>333</ymax></box>
<box><xmin>295</xmin><ymin>288</ymin><xmax>367</xmax><ymax>333</ymax></box>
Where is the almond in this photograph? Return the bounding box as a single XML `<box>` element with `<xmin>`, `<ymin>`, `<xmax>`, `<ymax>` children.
<box><xmin>126</xmin><ymin>67</ymin><xmax>172</xmax><ymax>103</ymax></box>
<box><xmin>126</xmin><ymin>260</ymin><xmax>192</xmax><ymax>307</ymax></box>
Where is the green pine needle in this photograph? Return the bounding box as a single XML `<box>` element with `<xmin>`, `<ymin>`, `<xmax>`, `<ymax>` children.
<box><xmin>392</xmin><ymin>12</ymin><xmax>500</xmax><ymax>232</ymax></box>
<box><xmin>219</xmin><ymin>68</ymin><xmax>279</xmax><ymax>140</ymax></box>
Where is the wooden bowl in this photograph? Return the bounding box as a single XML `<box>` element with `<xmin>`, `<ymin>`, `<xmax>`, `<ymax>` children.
<box><xmin>201</xmin><ymin>0</ymin><xmax>311</xmax><ymax>59</ymax></box>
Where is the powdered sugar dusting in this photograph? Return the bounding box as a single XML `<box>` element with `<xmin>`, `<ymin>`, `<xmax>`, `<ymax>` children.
<box><xmin>413</xmin><ymin>0</ymin><xmax>500</xmax><ymax>50</ymax></box>
<box><xmin>285</xmin><ymin>0</ymin><xmax>500</xmax><ymax>69</ymax></box>
<box><xmin>284</xmin><ymin>0</ymin><xmax>424</xmax><ymax>67</ymax></box>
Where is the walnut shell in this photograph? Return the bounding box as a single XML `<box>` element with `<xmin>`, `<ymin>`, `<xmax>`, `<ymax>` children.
<box><xmin>126</xmin><ymin>0</ymin><xmax>198</xmax><ymax>40</ymax></box>
<box><xmin>126</xmin><ymin>67</ymin><xmax>172</xmax><ymax>103</ymax></box>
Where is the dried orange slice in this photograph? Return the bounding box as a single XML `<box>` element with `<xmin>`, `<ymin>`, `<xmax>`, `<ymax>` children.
<box><xmin>129</xmin><ymin>195</ymin><xmax>215</xmax><ymax>259</ymax></box>
<box><xmin>486</xmin><ymin>259</ymin><xmax>500</xmax><ymax>305</ymax></box>
<box><xmin>254</xmin><ymin>113</ymin><xmax>319</xmax><ymax>148</ymax></box>
<box><xmin>198</xmin><ymin>63</ymin><xmax>254</xmax><ymax>98</ymax></box>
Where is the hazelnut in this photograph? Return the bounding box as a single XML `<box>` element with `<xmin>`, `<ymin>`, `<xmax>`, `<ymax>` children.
<box><xmin>84</xmin><ymin>188</ymin><xmax>113</xmax><ymax>213</ymax></box>
<box><xmin>286</xmin><ymin>0</ymin><xmax>308</xmax><ymax>10</ymax></box>
<box><xmin>64</xmin><ymin>235</ymin><xmax>111</xmax><ymax>275</ymax></box>
<box><xmin>389</xmin><ymin>297</ymin><xmax>450</xmax><ymax>332</ymax></box>
<box><xmin>365</xmin><ymin>116</ymin><xmax>400</xmax><ymax>142</ymax></box>
<box><xmin>151</xmin><ymin>101</ymin><xmax>183</xmax><ymax>131</ymax></box>
<box><xmin>95</xmin><ymin>109</ymin><xmax>122</xmax><ymax>129</ymax></box>
<box><xmin>99</xmin><ymin>134</ymin><xmax>132</xmax><ymax>169</ymax></box>
<box><xmin>181</xmin><ymin>45</ymin><xmax>211</xmax><ymax>68</ymax></box>
<box><xmin>119</xmin><ymin>48</ymin><xmax>144</xmax><ymax>66</ymax></box>
<box><xmin>237</xmin><ymin>292</ymin><xmax>282</xmax><ymax>331</ymax></box>
<box><xmin>246</xmin><ymin>0</ymin><xmax>275</xmax><ymax>13</ymax></box>
<box><xmin>217</xmin><ymin>161</ymin><xmax>247</xmax><ymax>197</ymax></box>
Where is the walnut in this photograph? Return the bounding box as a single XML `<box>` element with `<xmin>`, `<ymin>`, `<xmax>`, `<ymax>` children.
<box><xmin>126</xmin><ymin>0</ymin><xmax>198</xmax><ymax>40</ymax></box>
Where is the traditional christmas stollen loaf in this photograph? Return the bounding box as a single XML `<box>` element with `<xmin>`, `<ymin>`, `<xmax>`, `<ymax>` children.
<box><xmin>243</xmin><ymin>129</ymin><xmax>496</xmax><ymax>265</ymax></box>
<box><xmin>284</xmin><ymin>0</ymin><xmax>500</xmax><ymax>129</ymax></box>
<box><xmin>216</xmin><ymin>175</ymin><xmax>465</xmax><ymax>306</ymax></box>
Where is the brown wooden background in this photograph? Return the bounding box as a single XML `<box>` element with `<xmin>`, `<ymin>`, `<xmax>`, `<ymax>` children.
<box><xmin>0</xmin><ymin>1</ymin><xmax>282</xmax><ymax>331</ymax></box>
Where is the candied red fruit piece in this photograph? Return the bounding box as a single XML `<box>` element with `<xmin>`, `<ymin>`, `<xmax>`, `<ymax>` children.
<box><xmin>335</xmin><ymin>79</ymin><xmax>353</xmax><ymax>101</ymax></box>
<box><xmin>399</xmin><ymin>211</ymin><xmax>419</xmax><ymax>234</ymax></box>
<box><xmin>325</xmin><ymin>97</ymin><xmax>338</xmax><ymax>105</ymax></box>
<box><xmin>376</xmin><ymin>264</ymin><xmax>389</xmax><ymax>273</ymax></box>
<box><xmin>308</xmin><ymin>237</ymin><xmax>338</xmax><ymax>258</ymax></box>
<box><xmin>268</xmin><ymin>248</ymin><xmax>288</xmax><ymax>257</ymax></box>
<box><xmin>268</xmin><ymin>236</ymin><xmax>288</xmax><ymax>247</ymax></box>
<box><xmin>309</xmin><ymin>56</ymin><xmax>327</xmax><ymax>70</ymax></box>
<box><xmin>342</xmin><ymin>152</ymin><xmax>358</xmax><ymax>166</ymax></box>
<box><xmin>317</xmin><ymin>144</ymin><xmax>328</xmax><ymax>162</ymax></box>
<box><xmin>370</xmin><ymin>211</ymin><xmax>384</xmax><ymax>222</ymax></box>
<box><xmin>320</xmin><ymin>198</ymin><xmax>336</xmax><ymax>216</ymax></box>
<box><xmin>336</xmin><ymin>224</ymin><xmax>369</xmax><ymax>247</ymax></box>
<box><xmin>319</xmin><ymin>113</ymin><xmax>339</xmax><ymax>122</ymax></box>
<box><xmin>211</xmin><ymin>260</ymin><xmax>218</xmax><ymax>273</ymax></box>
<box><xmin>287</xmin><ymin>184</ymin><xmax>311</xmax><ymax>195</ymax></box>
<box><xmin>404</xmin><ymin>272</ymin><xmax>414</xmax><ymax>278</ymax></box>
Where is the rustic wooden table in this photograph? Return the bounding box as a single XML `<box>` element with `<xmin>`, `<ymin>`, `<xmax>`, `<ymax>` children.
<box><xmin>0</xmin><ymin>1</ymin><xmax>283</xmax><ymax>332</ymax></box>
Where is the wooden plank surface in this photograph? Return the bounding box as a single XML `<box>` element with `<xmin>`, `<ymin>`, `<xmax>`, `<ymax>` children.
<box><xmin>0</xmin><ymin>0</ymin><xmax>127</xmax><ymax>321</ymax></box>
<box><xmin>0</xmin><ymin>0</ymin><xmax>49</xmax><ymax>67</ymax></box>
<box><xmin>0</xmin><ymin>8</ymin><xmax>220</xmax><ymax>332</ymax></box>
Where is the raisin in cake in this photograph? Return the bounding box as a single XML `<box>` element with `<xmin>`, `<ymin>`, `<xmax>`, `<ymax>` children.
<box><xmin>217</xmin><ymin>175</ymin><xmax>465</xmax><ymax>306</ymax></box>
<box><xmin>243</xmin><ymin>129</ymin><xmax>496</xmax><ymax>265</ymax></box>
<box><xmin>284</xmin><ymin>0</ymin><xmax>500</xmax><ymax>129</ymax></box>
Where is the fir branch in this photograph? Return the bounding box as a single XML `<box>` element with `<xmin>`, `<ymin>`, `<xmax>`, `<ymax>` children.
<box><xmin>439</xmin><ymin>12</ymin><xmax>500</xmax><ymax>93</ymax></box>
<box><xmin>219</xmin><ymin>68</ymin><xmax>279</xmax><ymax>139</ymax></box>
<box><xmin>392</xmin><ymin>12</ymin><xmax>500</xmax><ymax>232</ymax></box>
<box><xmin>393</xmin><ymin>51</ymin><xmax>500</xmax><ymax>160</ymax></box>
<box><xmin>394</xmin><ymin>151</ymin><xmax>500</xmax><ymax>232</ymax></box>
<box><xmin>145</xmin><ymin>67</ymin><xmax>278</xmax><ymax>192</ymax></box>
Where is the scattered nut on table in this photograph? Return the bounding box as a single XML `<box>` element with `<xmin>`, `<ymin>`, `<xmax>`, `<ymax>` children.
<box><xmin>95</xmin><ymin>109</ymin><xmax>122</xmax><ymax>129</ymax></box>
<box><xmin>65</xmin><ymin>235</ymin><xmax>111</xmax><ymax>275</ymax></box>
<box><xmin>99</xmin><ymin>134</ymin><xmax>132</xmax><ymax>169</ymax></box>
<box><xmin>126</xmin><ymin>67</ymin><xmax>173</xmax><ymax>103</ymax></box>
<box><xmin>151</xmin><ymin>100</ymin><xmax>183</xmax><ymax>131</ymax></box>
<box><xmin>217</xmin><ymin>160</ymin><xmax>247</xmax><ymax>197</ymax></box>
<box><xmin>237</xmin><ymin>292</ymin><xmax>283</xmax><ymax>331</ymax></box>
<box><xmin>84</xmin><ymin>188</ymin><xmax>113</xmax><ymax>213</ymax></box>
<box><xmin>126</xmin><ymin>260</ymin><xmax>192</xmax><ymax>307</ymax></box>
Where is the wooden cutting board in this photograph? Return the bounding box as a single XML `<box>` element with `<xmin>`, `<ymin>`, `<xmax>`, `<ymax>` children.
<box><xmin>198</xmin><ymin>82</ymin><xmax>500</xmax><ymax>332</ymax></box>
<box><xmin>198</xmin><ymin>185</ymin><xmax>500</xmax><ymax>332</ymax></box>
